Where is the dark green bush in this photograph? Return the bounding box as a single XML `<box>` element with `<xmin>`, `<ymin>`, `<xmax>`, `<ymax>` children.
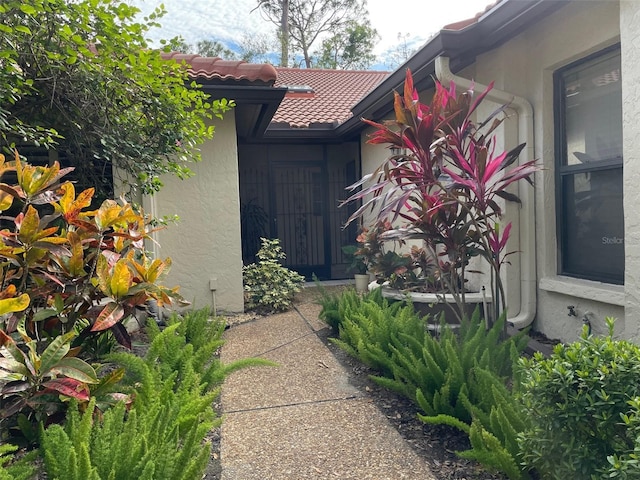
<box><xmin>607</xmin><ymin>397</ymin><xmax>640</xmax><ymax>479</ymax></box>
<box><xmin>518</xmin><ymin>318</ymin><xmax>640</xmax><ymax>479</ymax></box>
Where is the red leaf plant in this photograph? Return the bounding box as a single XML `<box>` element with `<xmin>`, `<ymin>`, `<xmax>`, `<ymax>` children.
<box><xmin>342</xmin><ymin>70</ymin><xmax>538</xmax><ymax>322</ymax></box>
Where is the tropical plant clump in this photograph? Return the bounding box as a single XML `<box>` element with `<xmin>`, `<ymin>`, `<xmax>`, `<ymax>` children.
<box><xmin>355</xmin><ymin>221</ymin><xmax>436</xmax><ymax>291</ymax></box>
<box><xmin>341</xmin><ymin>244</ymin><xmax>368</xmax><ymax>275</ymax></box>
<box><xmin>342</xmin><ymin>70</ymin><xmax>539</xmax><ymax>322</ymax></box>
<box><xmin>518</xmin><ymin>318</ymin><xmax>640</xmax><ymax>479</ymax></box>
<box><xmin>0</xmin><ymin>151</ymin><xmax>185</xmax><ymax>439</ymax></box>
<box><xmin>243</xmin><ymin>237</ymin><xmax>305</xmax><ymax>313</ymax></box>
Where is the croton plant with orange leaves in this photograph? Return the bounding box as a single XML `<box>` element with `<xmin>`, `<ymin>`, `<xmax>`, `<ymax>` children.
<box><xmin>0</xmin><ymin>150</ymin><xmax>185</xmax><ymax>425</ymax></box>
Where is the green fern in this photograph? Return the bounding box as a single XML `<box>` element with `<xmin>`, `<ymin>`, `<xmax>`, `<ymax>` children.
<box><xmin>418</xmin><ymin>413</ymin><xmax>470</xmax><ymax>434</ymax></box>
<box><xmin>0</xmin><ymin>443</ymin><xmax>36</xmax><ymax>480</ymax></box>
<box><xmin>40</xmin><ymin>308</ymin><xmax>274</xmax><ymax>480</ymax></box>
<box><xmin>457</xmin><ymin>420</ymin><xmax>525</xmax><ymax>480</ymax></box>
<box><xmin>325</xmin><ymin>290</ymin><xmax>530</xmax><ymax>478</ymax></box>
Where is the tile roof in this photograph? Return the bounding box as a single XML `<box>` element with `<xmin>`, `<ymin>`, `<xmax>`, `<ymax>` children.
<box><xmin>161</xmin><ymin>52</ymin><xmax>278</xmax><ymax>85</ymax></box>
<box><xmin>272</xmin><ymin>68</ymin><xmax>390</xmax><ymax>128</ymax></box>
<box><xmin>442</xmin><ymin>1</ymin><xmax>502</xmax><ymax>31</ymax></box>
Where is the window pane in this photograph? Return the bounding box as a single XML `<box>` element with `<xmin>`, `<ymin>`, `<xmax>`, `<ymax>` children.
<box><xmin>561</xmin><ymin>168</ymin><xmax>623</xmax><ymax>283</ymax></box>
<box><xmin>563</xmin><ymin>51</ymin><xmax>622</xmax><ymax>166</ymax></box>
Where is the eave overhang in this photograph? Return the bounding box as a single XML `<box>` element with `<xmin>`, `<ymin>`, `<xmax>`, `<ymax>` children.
<box><xmin>198</xmin><ymin>83</ymin><xmax>287</xmax><ymax>140</ymax></box>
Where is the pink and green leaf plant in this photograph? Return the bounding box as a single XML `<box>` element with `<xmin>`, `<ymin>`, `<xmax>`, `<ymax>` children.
<box><xmin>342</xmin><ymin>70</ymin><xmax>538</xmax><ymax>323</ymax></box>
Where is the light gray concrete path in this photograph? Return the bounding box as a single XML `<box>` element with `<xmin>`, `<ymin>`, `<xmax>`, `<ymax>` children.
<box><xmin>219</xmin><ymin>301</ymin><xmax>437</xmax><ymax>480</ymax></box>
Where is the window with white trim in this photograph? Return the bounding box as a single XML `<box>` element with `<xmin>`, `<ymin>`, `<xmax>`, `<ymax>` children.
<box><xmin>555</xmin><ymin>46</ymin><xmax>623</xmax><ymax>284</ymax></box>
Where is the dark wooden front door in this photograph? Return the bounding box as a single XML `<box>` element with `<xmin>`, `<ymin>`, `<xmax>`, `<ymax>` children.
<box><xmin>270</xmin><ymin>163</ymin><xmax>329</xmax><ymax>279</ymax></box>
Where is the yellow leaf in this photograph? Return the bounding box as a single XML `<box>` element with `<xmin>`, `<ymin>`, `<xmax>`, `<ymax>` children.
<box><xmin>110</xmin><ymin>261</ymin><xmax>132</xmax><ymax>298</ymax></box>
<box><xmin>18</xmin><ymin>205</ymin><xmax>40</xmax><ymax>244</ymax></box>
<box><xmin>67</xmin><ymin>232</ymin><xmax>84</xmax><ymax>277</ymax></box>
<box><xmin>0</xmin><ymin>293</ymin><xmax>30</xmax><ymax>315</ymax></box>
<box><xmin>0</xmin><ymin>191</ymin><xmax>13</xmax><ymax>212</ymax></box>
<box><xmin>55</xmin><ymin>182</ymin><xmax>74</xmax><ymax>215</ymax></box>
<box><xmin>95</xmin><ymin>254</ymin><xmax>110</xmax><ymax>296</ymax></box>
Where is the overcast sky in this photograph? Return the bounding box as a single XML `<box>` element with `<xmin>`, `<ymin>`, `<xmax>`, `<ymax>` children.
<box><xmin>128</xmin><ymin>0</ymin><xmax>488</xmax><ymax>68</ymax></box>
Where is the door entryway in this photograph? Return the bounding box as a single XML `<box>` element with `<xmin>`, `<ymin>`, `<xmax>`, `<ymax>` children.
<box><xmin>239</xmin><ymin>143</ymin><xmax>358</xmax><ymax>280</ymax></box>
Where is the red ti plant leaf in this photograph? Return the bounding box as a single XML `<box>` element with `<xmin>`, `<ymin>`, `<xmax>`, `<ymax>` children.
<box><xmin>41</xmin><ymin>377</ymin><xmax>90</xmax><ymax>401</ymax></box>
<box><xmin>91</xmin><ymin>302</ymin><xmax>125</xmax><ymax>332</ymax></box>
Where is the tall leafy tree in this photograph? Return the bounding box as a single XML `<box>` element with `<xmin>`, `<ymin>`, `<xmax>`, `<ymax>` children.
<box><xmin>0</xmin><ymin>0</ymin><xmax>233</xmax><ymax>196</ymax></box>
<box><xmin>167</xmin><ymin>36</ymin><xmax>274</xmax><ymax>64</ymax></box>
<box><xmin>257</xmin><ymin>0</ymin><xmax>375</xmax><ymax>68</ymax></box>
<box><xmin>315</xmin><ymin>20</ymin><xmax>378</xmax><ymax>69</ymax></box>
<box><xmin>237</xmin><ymin>33</ymin><xmax>277</xmax><ymax>63</ymax></box>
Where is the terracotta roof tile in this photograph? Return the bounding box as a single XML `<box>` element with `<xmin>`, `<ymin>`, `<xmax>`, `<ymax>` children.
<box><xmin>161</xmin><ymin>52</ymin><xmax>278</xmax><ymax>85</ymax></box>
<box><xmin>272</xmin><ymin>68</ymin><xmax>389</xmax><ymax>128</ymax></box>
<box><xmin>442</xmin><ymin>0</ymin><xmax>501</xmax><ymax>31</ymax></box>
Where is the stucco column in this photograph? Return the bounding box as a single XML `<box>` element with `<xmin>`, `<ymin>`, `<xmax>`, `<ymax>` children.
<box><xmin>621</xmin><ymin>0</ymin><xmax>640</xmax><ymax>339</ymax></box>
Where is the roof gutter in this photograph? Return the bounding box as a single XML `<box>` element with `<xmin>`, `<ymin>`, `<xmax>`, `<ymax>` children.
<box><xmin>435</xmin><ymin>56</ymin><xmax>537</xmax><ymax>330</ymax></box>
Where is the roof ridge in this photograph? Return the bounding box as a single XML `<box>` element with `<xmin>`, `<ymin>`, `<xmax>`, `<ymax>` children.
<box><xmin>161</xmin><ymin>52</ymin><xmax>278</xmax><ymax>84</ymax></box>
<box><xmin>275</xmin><ymin>67</ymin><xmax>390</xmax><ymax>74</ymax></box>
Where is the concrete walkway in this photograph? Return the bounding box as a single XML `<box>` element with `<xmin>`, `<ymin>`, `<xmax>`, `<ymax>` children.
<box><xmin>219</xmin><ymin>301</ymin><xmax>437</xmax><ymax>480</ymax></box>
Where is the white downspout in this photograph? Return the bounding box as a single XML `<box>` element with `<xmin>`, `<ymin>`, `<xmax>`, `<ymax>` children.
<box><xmin>435</xmin><ymin>56</ymin><xmax>536</xmax><ymax>329</ymax></box>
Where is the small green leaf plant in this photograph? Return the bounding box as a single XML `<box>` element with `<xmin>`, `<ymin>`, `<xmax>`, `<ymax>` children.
<box><xmin>518</xmin><ymin>317</ymin><xmax>640</xmax><ymax>479</ymax></box>
<box><xmin>242</xmin><ymin>238</ymin><xmax>305</xmax><ymax>313</ymax></box>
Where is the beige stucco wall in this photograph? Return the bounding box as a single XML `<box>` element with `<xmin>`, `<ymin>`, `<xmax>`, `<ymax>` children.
<box><xmin>461</xmin><ymin>1</ymin><xmax>626</xmax><ymax>341</ymax></box>
<box><xmin>621</xmin><ymin>0</ymin><xmax>640</xmax><ymax>339</ymax></box>
<box><xmin>144</xmin><ymin>112</ymin><xmax>244</xmax><ymax>313</ymax></box>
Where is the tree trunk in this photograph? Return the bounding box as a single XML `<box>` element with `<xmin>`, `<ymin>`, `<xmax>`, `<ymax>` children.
<box><xmin>280</xmin><ymin>0</ymin><xmax>289</xmax><ymax>67</ymax></box>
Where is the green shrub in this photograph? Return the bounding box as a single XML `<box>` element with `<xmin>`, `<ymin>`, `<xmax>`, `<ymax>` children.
<box><xmin>518</xmin><ymin>318</ymin><xmax>640</xmax><ymax>479</ymax></box>
<box><xmin>243</xmin><ymin>238</ymin><xmax>305</xmax><ymax>312</ymax></box>
<box><xmin>317</xmin><ymin>285</ymin><xmax>389</xmax><ymax>332</ymax></box>
<box><xmin>606</xmin><ymin>397</ymin><xmax>640</xmax><ymax>479</ymax></box>
<box><xmin>315</xmin><ymin>279</ymin><xmax>346</xmax><ymax>332</ymax></box>
<box><xmin>40</xmin><ymin>309</ymin><xmax>274</xmax><ymax>480</ymax></box>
